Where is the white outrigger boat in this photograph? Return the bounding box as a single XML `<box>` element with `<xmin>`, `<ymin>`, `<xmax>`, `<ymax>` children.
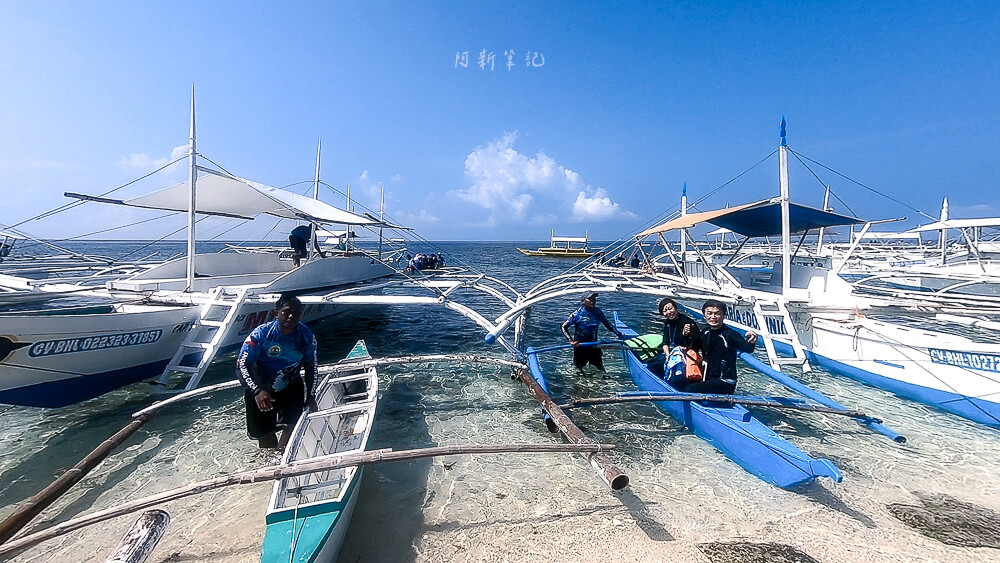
<box><xmin>517</xmin><ymin>230</ymin><xmax>599</xmax><ymax>257</ymax></box>
<box><xmin>261</xmin><ymin>340</ymin><xmax>377</xmax><ymax>562</ymax></box>
<box><xmin>610</xmin><ymin>122</ymin><xmax>1000</xmax><ymax>427</ymax></box>
<box><xmin>0</xmin><ymin>99</ymin><xmax>405</xmax><ymax>408</ymax></box>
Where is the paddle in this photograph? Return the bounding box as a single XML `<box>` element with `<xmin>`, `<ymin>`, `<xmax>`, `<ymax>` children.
<box><xmin>557</xmin><ymin>392</ymin><xmax>878</xmax><ymax>421</ymax></box>
<box><xmin>527</xmin><ymin>340</ymin><xmax>627</xmax><ymax>355</ymax></box>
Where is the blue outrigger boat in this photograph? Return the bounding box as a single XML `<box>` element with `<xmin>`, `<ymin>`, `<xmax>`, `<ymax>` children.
<box><xmin>260</xmin><ymin>340</ymin><xmax>378</xmax><ymax>562</ymax></box>
<box><xmin>613</xmin><ymin>318</ymin><xmax>842</xmax><ymax>488</ymax></box>
<box><xmin>526</xmin><ymin>318</ymin><xmax>844</xmax><ymax>489</ymax></box>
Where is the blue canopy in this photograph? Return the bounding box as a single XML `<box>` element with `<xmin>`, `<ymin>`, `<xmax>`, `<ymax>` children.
<box><xmin>712</xmin><ymin>201</ymin><xmax>865</xmax><ymax>238</ymax></box>
<box><xmin>639</xmin><ymin>199</ymin><xmax>865</xmax><ymax>238</ymax></box>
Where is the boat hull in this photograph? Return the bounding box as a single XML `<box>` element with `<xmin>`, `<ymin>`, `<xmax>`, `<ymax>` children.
<box><xmin>0</xmin><ymin>298</ymin><xmax>355</xmax><ymax>407</ymax></box>
<box><xmin>802</xmin><ymin>317</ymin><xmax>1000</xmax><ymax>427</ymax></box>
<box><xmin>517</xmin><ymin>248</ymin><xmax>596</xmax><ymax>258</ymax></box>
<box><xmin>616</xmin><ymin>323</ymin><xmax>842</xmax><ymax>488</ymax></box>
<box><xmin>692</xmin><ymin>302</ymin><xmax>1000</xmax><ymax>428</ymax></box>
<box><xmin>261</xmin><ymin>340</ymin><xmax>377</xmax><ymax>562</ymax></box>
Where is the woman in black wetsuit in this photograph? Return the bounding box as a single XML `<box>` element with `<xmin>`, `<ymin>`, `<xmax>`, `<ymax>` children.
<box><xmin>659</xmin><ymin>297</ymin><xmax>699</xmax><ymax>355</ymax></box>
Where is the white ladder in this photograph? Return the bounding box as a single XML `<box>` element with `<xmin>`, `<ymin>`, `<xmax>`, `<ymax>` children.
<box><xmin>153</xmin><ymin>286</ymin><xmax>251</xmax><ymax>393</ymax></box>
<box><xmin>752</xmin><ymin>298</ymin><xmax>812</xmax><ymax>373</ymax></box>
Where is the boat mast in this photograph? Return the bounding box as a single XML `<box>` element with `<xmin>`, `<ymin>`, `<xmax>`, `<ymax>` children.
<box><xmin>940</xmin><ymin>197</ymin><xmax>949</xmax><ymax>265</ymax></box>
<box><xmin>778</xmin><ymin>117</ymin><xmax>791</xmax><ymax>294</ymax></box>
<box><xmin>345</xmin><ymin>184</ymin><xmax>351</xmax><ymax>253</ymax></box>
<box><xmin>817</xmin><ymin>184</ymin><xmax>831</xmax><ymax>254</ymax></box>
<box><xmin>378</xmin><ymin>183</ymin><xmax>384</xmax><ymax>258</ymax></box>
<box><xmin>312</xmin><ymin>138</ymin><xmax>322</xmax><ymax>258</ymax></box>
<box><xmin>680</xmin><ymin>182</ymin><xmax>688</xmax><ymax>263</ymax></box>
<box><xmin>185</xmin><ymin>86</ymin><xmax>198</xmax><ymax>292</ymax></box>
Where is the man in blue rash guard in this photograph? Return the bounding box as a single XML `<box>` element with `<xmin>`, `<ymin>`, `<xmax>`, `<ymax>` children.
<box><xmin>561</xmin><ymin>292</ymin><xmax>622</xmax><ymax>373</ymax></box>
<box><xmin>237</xmin><ymin>294</ymin><xmax>319</xmax><ymax>449</ymax></box>
<box><xmin>687</xmin><ymin>299</ymin><xmax>758</xmax><ymax>395</ymax></box>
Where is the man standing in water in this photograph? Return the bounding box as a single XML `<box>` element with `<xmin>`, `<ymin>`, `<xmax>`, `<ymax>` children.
<box><xmin>237</xmin><ymin>294</ymin><xmax>318</xmax><ymax>449</ymax></box>
<box><xmin>687</xmin><ymin>299</ymin><xmax>757</xmax><ymax>395</ymax></box>
<box><xmin>561</xmin><ymin>292</ymin><xmax>622</xmax><ymax>373</ymax></box>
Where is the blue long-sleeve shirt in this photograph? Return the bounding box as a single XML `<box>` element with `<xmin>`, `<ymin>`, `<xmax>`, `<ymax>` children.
<box><xmin>561</xmin><ymin>306</ymin><xmax>618</xmax><ymax>343</ymax></box>
<box><xmin>236</xmin><ymin>320</ymin><xmax>317</xmax><ymax>398</ymax></box>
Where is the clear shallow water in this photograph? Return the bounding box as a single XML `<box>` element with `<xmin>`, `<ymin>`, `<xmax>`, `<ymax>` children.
<box><xmin>1</xmin><ymin>241</ymin><xmax>1000</xmax><ymax>562</ymax></box>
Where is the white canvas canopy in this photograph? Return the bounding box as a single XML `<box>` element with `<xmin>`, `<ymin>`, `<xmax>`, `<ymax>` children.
<box><xmin>66</xmin><ymin>168</ymin><xmax>383</xmax><ymax>226</ymax></box>
<box><xmin>908</xmin><ymin>217</ymin><xmax>1000</xmax><ymax>233</ymax></box>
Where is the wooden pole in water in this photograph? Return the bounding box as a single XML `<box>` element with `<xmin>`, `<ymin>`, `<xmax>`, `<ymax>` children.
<box><xmin>513</xmin><ymin>366</ymin><xmax>630</xmax><ymax>491</ymax></box>
<box><xmin>0</xmin><ymin>413</ymin><xmax>152</xmax><ymax>545</ymax></box>
<box><xmin>104</xmin><ymin>510</ymin><xmax>170</xmax><ymax>563</ymax></box>
<box><xmin>0</xmin><ymin>381</ymin><xmax>239</xmax><ymax>546</ymax></box>
<box><xmin>0</xmin><ymin>442</ymin><xmax>614</xmax><ymax>557</ymax></box>
<box><xmin>559</xmin><ymin>394</ymin><xmax>875</xmax><ymax>420</ymax></box>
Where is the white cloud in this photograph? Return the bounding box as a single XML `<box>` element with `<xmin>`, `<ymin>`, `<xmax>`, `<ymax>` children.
<box><xmin>393</xmin><ymin>209</ymin><xmax>441</xmax><ymax>225</ymax></box>
<box><xmin>452</xmin><ymin>132</ymin><xmax>632</xmax><ymax>224</ymax></box>
<box><xmin>117</xmin><ymin>144</ymin><xmax>188</xmax><ymax>178</ymax></box>
<box><xmin>572</xmin><ymin>188</ymin><xmax>635</xmax><ymax>221</ymax></box>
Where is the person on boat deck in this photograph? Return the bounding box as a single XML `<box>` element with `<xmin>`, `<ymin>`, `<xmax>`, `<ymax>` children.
<box><xmin>288</xmin><ymin>224</ymin><xmax>325</xmax><ymax>267</ymax></box>
<box><xmin>436</xmin><ymin>252</ymin><xmax>445</xmax><ymax>268</ymax></box>
<box><xmin>236</xmin><ymin>294</ymin><xmax>319</xmax><ymax>449</ymax></box>
<box><xmin>561</xmin><ymin>292</ymin><xmax>623</xmax><ymax>373</ymax></box>
<box><xmin>658</xmin><ymin>297</ymin><xmax>699</xmax><ymax>355</ymax></box>
<box><xmin>684</xmin><ymin>299</ymin><xmax>757</xmax><ymax>395</ymax></box>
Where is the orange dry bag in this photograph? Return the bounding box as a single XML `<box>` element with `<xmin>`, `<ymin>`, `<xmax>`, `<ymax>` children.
<box><xmin>684</xmin><ymin>348</ymin><xmax>704</xmax><ymax>382</ymax></box>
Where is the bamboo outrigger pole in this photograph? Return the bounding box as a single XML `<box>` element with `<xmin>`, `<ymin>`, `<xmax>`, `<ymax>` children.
<box><xmin>0</xmin><ymin>381</ymin><xmax>240</xmax><ymax>546</ymax></box>
<box><xmin>0</xmin><ymin>443</ymin><xmax>615</xmax><ymax>557</ymax></box>
<box><xmin>513</xmin><ymin>365</ymin><xmax>630</xmax><ymax>491</ymax></box>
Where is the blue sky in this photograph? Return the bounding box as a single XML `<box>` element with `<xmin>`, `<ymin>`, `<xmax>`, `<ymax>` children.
<box><xmin>1</xmin><ymin>1</ymin><xmax>998</xmax><ymax>242</ymax></box>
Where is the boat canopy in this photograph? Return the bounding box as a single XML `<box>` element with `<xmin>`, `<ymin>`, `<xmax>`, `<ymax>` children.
<box><xmin>66</xmin><ymin>168</ymin><xmax>384</xmax><ymax>226</ymax></box>
<box><xmin>853</xmin><ymin>231</ymin><xmax>922</xmax><ymax>241</ymax></box>
<box><xmin>908</xmin><ymin>217</ymin><xmax>1000</xmax><ymax>232</ymax></box>
<box><xmin>638</xmin><ymin>199</ymin><xmax>866</xmax><ymax>238</ymax></box>
<box><xmin>551</xmin><ymin>235</ymin><xmax>588</xmax><ymax>243</ymax></box>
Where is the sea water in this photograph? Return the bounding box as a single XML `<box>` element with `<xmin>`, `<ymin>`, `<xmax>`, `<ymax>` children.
<box><xmin>1</xmin><ymin>241</ymin><xmax>999</xmax><ymax>562</ymax></box>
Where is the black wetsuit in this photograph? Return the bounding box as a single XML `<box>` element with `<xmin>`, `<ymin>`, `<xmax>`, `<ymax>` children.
<box><xmin>661</xmin><ymin>314</ymin><xmax>699</xmax><ymax>349</ymax></box>
<box><xmin>686</xmin><ymin>325</ymin><xmax>755</xmax><ymax>395</ymax></box>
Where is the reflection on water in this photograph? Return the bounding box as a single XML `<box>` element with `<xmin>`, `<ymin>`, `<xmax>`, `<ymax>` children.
<box><xmin>1</xmin><ymin>243</ymin><xmax>1000</xmax><ymax>561</ymax></box>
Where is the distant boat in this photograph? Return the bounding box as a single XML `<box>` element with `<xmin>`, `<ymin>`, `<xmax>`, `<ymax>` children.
<box><xmin>518</xmin><ymin>230</ymin><xmax>599</xmax><ymax>257</ymax></box>
<box><xmin>261</xmin><ymin>340</ymin><xmax>378</xmax><ymax>562</ymax></box>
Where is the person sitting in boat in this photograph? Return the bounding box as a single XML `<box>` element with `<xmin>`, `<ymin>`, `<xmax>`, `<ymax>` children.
<box><xmin>561</xmin><ymin>292</ymin><xmax>623</xmax><ymax>373</ymax></box>
<box><xmin>685</xmin><ymin>299</ymin><xmax>757</xmax><ymax>395</ymax></box>
<box><xmin>658</xmin><ymin>297</ymin><xmax>699</xmax><ymax>355</ymax></box>
<box><xmin>236</xmin><ymin>293</ymin><xmax>319</xmax><ymax>449</ymax></box>
<box><xmin>437</xmin><ymin>252</ymin><xmax>445</xmax><ymax>268</ymax></box>
<box><xmin>288</xmin><ymin>224</ymin><xmax>325</xmax><ymax>267</ymax></box>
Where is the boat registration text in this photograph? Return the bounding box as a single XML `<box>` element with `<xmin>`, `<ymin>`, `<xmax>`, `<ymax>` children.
<box><xmin>929</xmin><ymin>349</ymin><xmax>1000</xmax><ymax>373</ymax></box>
<box><xmin>28</xmin><ymin>330</ymin><xmax>163</xmax><ymax>358</ymax></box>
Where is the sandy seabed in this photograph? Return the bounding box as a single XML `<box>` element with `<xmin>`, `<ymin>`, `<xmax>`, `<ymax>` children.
<box><xmin>5</xmin><ymin>452</ymin><xmax>999</xmax><ymax>563</ymax></box>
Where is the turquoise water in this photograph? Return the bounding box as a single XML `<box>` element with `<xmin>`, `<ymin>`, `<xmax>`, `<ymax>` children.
<box><xmin>2</xmin><ymin>241</ymin><xmax>1000</xmax><ymax>562</ymax></box>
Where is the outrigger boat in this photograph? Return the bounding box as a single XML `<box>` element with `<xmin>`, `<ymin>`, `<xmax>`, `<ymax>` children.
<box><xmin>525</xmin><ymin>330</ymin><xmax>843</xmax><ymax>489</ymax></box>
<box><xmin>518</xmin><ymin>230</ymin><xmax>598</xmax><ymax>258</ymax></box>
<box><xmin>261</xmin><ymin>340</ymin><xmax>378</xmax><ymax>563</ymax></box>
<box><xmin>613</xmin><ymin>320</ymin><xmax>842</xmax><ymax>488</ymax></box>
<box><xmin>612</xmin><ymin>120</ymin><xmax>1000</xmax><ymax>427</ymax></box>
<box><xmin>0</xmin><ymin>98</ymin><xmax>405</xmax><ymax>408</ymax></box>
